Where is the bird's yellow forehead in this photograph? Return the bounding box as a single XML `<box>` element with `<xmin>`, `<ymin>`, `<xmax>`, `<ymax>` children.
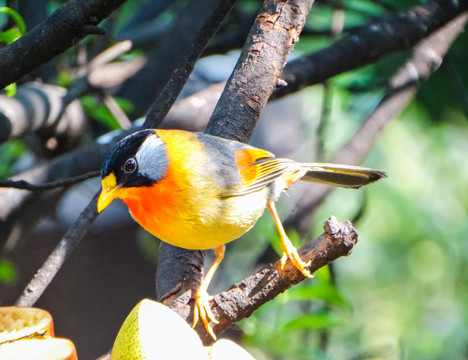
<box><xmin>102</xmin><ymin>172</ymin><xmax>117</xmax><ymax>189</ymax></box>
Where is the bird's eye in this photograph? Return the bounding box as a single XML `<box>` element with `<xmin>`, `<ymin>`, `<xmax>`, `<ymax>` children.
<box><xmin>124</xmin><ymin>158</ymin><xmax>137</xmax><ymax>173</ymax></box>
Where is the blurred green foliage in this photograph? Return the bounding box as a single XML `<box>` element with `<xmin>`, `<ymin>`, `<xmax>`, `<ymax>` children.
<box><xmin>0</xmin><ymin>257</ymin><xmax>17</xmax><ymax>286</ymax></box>
<box><xmin>0</xmin><ymin>6</ymin><xmax>26</xmax><ymax>96</ymax></box>
<box><xmin>228</xmin><ymin>0</ymin><xmax>468</xmax><ymax>359</ymax></box>
<box><xmin>0</xmin><ymin>140</ymin><xmax>27</xmax><ymax>178</ymax></box>
<box><xmin>237</xmin><ymin>84</ymin><xmax>468</xmax><ymax>360</ymax></box>
<box><xmin>81</xmin><ymin>95</ymin><xmax>133</xmax><ymax>130</ymax></box>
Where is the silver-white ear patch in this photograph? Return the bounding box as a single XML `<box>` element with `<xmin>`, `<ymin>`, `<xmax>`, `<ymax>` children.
<box><xmin>135</xmin><ymin>134</ymin><xmax>169</xmax><ymax>182</ymax></box>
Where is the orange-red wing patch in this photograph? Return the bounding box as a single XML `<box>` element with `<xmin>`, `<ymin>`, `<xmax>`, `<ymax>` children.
<box><xmin>234</xmin><ymin>148</ymin><xmax>273</xmax><ymax>185</ymax></box>
<box><xmin>230</xmin><ymin>149</ymin><xmax>297</xmax><ymax>196</ymax></box>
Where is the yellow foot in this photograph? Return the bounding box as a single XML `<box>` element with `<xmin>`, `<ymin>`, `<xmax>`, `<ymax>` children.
<box><xmin>280</xmin><ymin>247</ymin><xmax>313</xmax><ymax>278</ymax></box>
<box><xmin>193</xmin><ymin>289</ymin><xmax>218</xmax><ymax>340</ymax></box>
<box><xmin>267</xmin><ymin>201</ymin><xmax>313</xmax><ymax>278</ymax></box>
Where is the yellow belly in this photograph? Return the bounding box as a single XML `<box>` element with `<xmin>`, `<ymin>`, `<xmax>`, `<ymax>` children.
<box><xmin>121</xmin><ymin>184</ymin><xmax>269</xmax><ymax>250</ymax></box>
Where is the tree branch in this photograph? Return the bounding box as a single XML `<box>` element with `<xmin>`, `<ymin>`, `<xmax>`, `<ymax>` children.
<box><xmin>195</xmin><ymin>217</ymin><xmax>358</xmax><ymax>344</ymax></box>
<box><xmin>142</xmin><ymin>0</ymin><xmax>236</xmax><ymax>129</ymax></box>
<box><xmin>0</xmin><ymin>0</ymin><xmax>129</xmax><ymax>90</ymax></box>
<box><xmin>0</xmin><ymin>141</ymin><xmax>110</xmax><ymax>251</ymax></box>
<box><xmin>274</xmin><ymin>0</ymin><xmax>468</xmax><ymax>99</ymax></box>
<box><xmin>9</xmin><ymin>134</ymin><xmax>125</xmax><ymax>302</ymax></box>
<box><xmin>0</xmin><ymin>83</ymin><xmax>86</xmax><ymax>147</ymax></box>
<box><xmin>120</xmin><ymin>0</ymin><xmax>236</xmax><ymax>119</ymax></box>
<box><xmin>205</xmin><ymin>0</ymin><xmax>315</xmax><ymax>141</ymax></box>
<box><xmin>15</xmin><ymin>192</ymin><xmax>100</xmax><ymax>307</ymax></box>
<box><xmin>157</xmin><ymin>0</ymin><xmax>315</xmax><ymax>341</ymax></box>
<box><xmin>284</xmin><ymin>12</ymin><xmax>468</xmax><ymax>234</ymax></box>
<box><xmin>0</xmin><ymin>171</ymin><xmax>99</xmax><ymax>191</ymax></box>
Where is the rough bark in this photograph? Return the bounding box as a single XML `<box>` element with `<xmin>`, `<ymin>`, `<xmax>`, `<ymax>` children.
<box><xmin>205</xmin><ymin>0</ymin><xmax>315</xmax><ymax>141</ymax></box>
<box><xmin>195</xmin><ymin>217</ymin><xmax>358</xmax><ymax>344</ymax></box>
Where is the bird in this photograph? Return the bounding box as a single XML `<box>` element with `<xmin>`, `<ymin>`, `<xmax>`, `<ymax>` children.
<box><xmin>97</xmin><ymin>129</ymin><xmax>386</xmax><ymax>339</ymax></box>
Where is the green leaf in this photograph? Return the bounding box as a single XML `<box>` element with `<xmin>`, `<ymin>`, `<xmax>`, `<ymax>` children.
<box><xmin>285</xmin><ymin>283</ymin><xmax>348</xmax><ymax>306</ymax></box>
<box><xmin>81</xmin><ymin>95</ymin><xmax>121</xmax><ymax>130</ymax></box>
<box><xmin>5</xmin><ymin>82</ymin><xmax>16</xmax><ymax>97</ymax></box>
<box><xmin>283</xmin><ymin>311</ymin><xmax>344</xmax><ymax>331</ymax></box>
<box><xmin>0</xmin><ymin>28</ymin><xmax>22</xmax><ymax>44</ymax></box>
<box><xmin>0</xmin><ymin>140</ymin><xmax>27</xmax><ymax>177</ymax></box>
<box><xmin>0</xmin><ymin>257</ymin><xmax>18</xmax><ymax>285</ymax></box>
<box><xmin>0</xmin><ymin>7</ymin><xmax>26</xmax><ymax>35</ymax></box>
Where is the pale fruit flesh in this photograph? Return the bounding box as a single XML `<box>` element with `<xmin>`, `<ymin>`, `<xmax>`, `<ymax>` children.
<box><xmin>0</xmin><ymin>306</ymin><xmax>77</xmax><ymax>360</ymax></box>
<box><xmin>112</xmin><ymin>299</ymin><xmax>207</xmax><ymax>360</ymax></box>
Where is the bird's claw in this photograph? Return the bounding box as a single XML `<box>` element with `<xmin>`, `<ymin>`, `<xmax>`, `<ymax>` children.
<box><xmin>193</xmin><ymin>289</ymin><xmax>218</xmax><ymax>340</ymax></box>
<box><xmin>281</xmin><ymin>247</ymin><xmax>313</xmax><ymax>278</ymax></box>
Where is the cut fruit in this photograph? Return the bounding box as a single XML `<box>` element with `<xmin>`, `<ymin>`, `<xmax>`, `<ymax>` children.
<box><xmin>0</xmin><ymin>306</ymin><xmax>77</xmax><ymax>360</ymax></box>
<box><xmin>0</xmin><ymin>337</ymin><xmax>77</xmax><ymax>360</ymax></box>
<box><xmin>0</xmin><ymin>306</ymin><xmax>54</xmax><ymax>342</ymax></box>
<box><xmin>112</xmin><ymin>299</ymin><xmax>207</xmax><ymax>360</ymax></box>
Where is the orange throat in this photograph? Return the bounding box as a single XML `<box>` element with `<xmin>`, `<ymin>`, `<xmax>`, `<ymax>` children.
<box><xmin>118</xmin><ymin>181</ymin><xmax>181</xmax><ymax>242</ymax></box>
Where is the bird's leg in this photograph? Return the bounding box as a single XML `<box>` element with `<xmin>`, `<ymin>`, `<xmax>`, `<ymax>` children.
<box><xmin>267</xmin><ymin>202</ymin><xmax>313</xmax><ymax>278</ymax></box>
<box><xmin>193</xmin><ymin>244</ymin><xmax>225</xmax><ymax>340</ymax></box>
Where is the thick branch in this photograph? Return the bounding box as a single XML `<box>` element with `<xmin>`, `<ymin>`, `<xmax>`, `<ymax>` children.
<box><xmin>195</xmin><ymin>217</ymin><xmax>358</xmax><ymax>344</ymax></box>
<box><xmin>205</xmin><ymin>0</ymin><xmax>315</xmax><ymax>142</ymax></box>
<box><xmin>0</xmin><ymin>0</ymin><xmax>128</xmax><ymax>90</ymax></box>
<box><xmin>157</xmin><ymin>0</ymin><xmax>315</xmax><ymax>340</ymax></box>
<box><xmin>0</xmin><ymin>83</ymin><xmax>86</xmax><ymax>146</ymax></box>
<box><xmin>275</xmin><ymin>0</ymin><xmax>468</xmax><ymax>98</ymax></box>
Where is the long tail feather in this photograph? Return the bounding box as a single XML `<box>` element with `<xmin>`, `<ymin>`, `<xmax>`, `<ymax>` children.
<box><xmin>301</xmin><ymin>163</ymin><xmax>387</xmax><ymax>189</ymax></box>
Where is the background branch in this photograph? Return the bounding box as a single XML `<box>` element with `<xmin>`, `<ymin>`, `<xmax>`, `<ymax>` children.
<box><xmin>275</xmin><ymin>0</ymin><xmax>468</xmax><ymax>99</ymax></box>
<box><xmin>120</xmin><ymin>0</ymin><xmax>235</xmax><ymax>119</ymax></box>
<box><xmin>15</xmin><ymin>192</ymin><xmax>100</xmax><ymax>307</ymax></box>
<box><xmin>0</xmin><ymin>171</ymin><xmax>99</xmax><ymax>191</ymax></box>
<box><xmin>284</xmin><ymin>12</ymin><xmax>468</xmax><ymax>234</ymax></box>
<box><xmin>0</xmin><ymin>83</ymin><xmax>86</xmax><ymax>148</ymax></box>
<box><xmin>142</xmin><ymin>0</ymin><xmax>236</xmax><ymax>129</ymax></box>
<box><xmin>0</xmin><ymin>0</ymin><xmax>129</xmax><ymax>89</ymax></box>
<box><xmin>0</xmin><ymin>141</ymin><xmax>111</xmax><ymax>252</ymax></box>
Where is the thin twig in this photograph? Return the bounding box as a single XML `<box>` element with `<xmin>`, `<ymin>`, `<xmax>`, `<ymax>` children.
<box><xmin>142</xmin><ymin>0</ymin><xmax>236</xmax><ymax>129</ymax></box>
<box><xmin>0</xmin><ymin>171</ymin><xmax>100</xmax><ymax>191</ymax></box>
<box><xmin>102</xmin><ymin>94</ymin><xmax>132</xmax><ymax>129</ymax></box>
